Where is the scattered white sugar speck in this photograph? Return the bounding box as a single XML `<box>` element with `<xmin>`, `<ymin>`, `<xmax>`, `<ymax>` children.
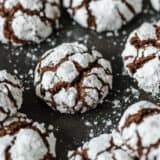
<box><xmin>85</xmin><ymin>121</ymin><xmax>92</xmax><ymax>127</ymax></box>
<box><xmin>112</xmin><ymin>100</ymin><xmax>121</xmax><ymax>109</ymax></box>
<box><xmin>106</xmin><ymin>32</ymin><xmax>113</xmax><ymax>37</ymax></box>
<box><xmin>89</xmin><ymin>129</ymin><xmax>94</xmax><ymax>138</ymax></box>
<box><xmin>48</xmin><ymin>124</ymin><xmax>54</xmax><ymax>130</ymax></box>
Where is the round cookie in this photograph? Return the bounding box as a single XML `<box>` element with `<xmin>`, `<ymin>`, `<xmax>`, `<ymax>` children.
<box><xmin>0</xmin><ymin>0</ymin><xmax>60</xmax><ymax>45</ymax></box>
<box><xmin>68</xmin><ymin>131</ymin><xmax>133</xmax><ymax>160</ymax></box>
<box><xmin>63</xmin><ymin>0</ymin><xmax>143</xmax><ymax>32</ymax></box>
<box><xmin>34</xmin><ymin>42</ymin><xmax>112</xmax><ymax>114</ymax></box>
<box><xmin>0</xmin><ymin>113</ymin><xmax>56</xmax><ymax>160</ymax></box>
<box><xmin>0</xmin><ymin>70</ymin><xmax>23</xmax><ymax>122</ymax></box>
<box><xmin>150</xmin><ymin>0</ymin><xmax>160</xmax><ymax>11</ymax></box>
<box><xmin>122</xmin><ymin>22</ymin><xmax>160</xmax><ymax>95</ymax></box>
<box><xmin>119</xmin><ymin>101</ymin><xmax>160</xmax><ymax>160</ymax></box>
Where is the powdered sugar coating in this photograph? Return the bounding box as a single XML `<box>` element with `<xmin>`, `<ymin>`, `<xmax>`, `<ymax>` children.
<box><xmin>122</xmin><ymin>22</ymin><xmax>160</xmax><ymax>95</ymax></box>
<box><xmin>150</xmin><ymin>0</ymin><xmax>160</xmax><ymax>11</ymax></box>
<box><xmin>0</xmin><ymin>70</ymin><xmax>23</xmax><ymax>122</ymax></box>
<box><xmin>68</xmin><ymin>132</ymin><xmax>133</xmax><ymax>160</ymax></box>
<box><xmin>0</xmin><ymin>0</ymin><xmax>60</xmax><ymax>45</ymax></box>
<box><xmin>63</xmin><ymin>0</ymin><xmax>143</xmax><ymax>32</ymax></box>
<box><xmin>119</xmin><ymin>101</ymin><xmax>160</xmax><ymax>160</ymax></box>
<box><xmin>0</xmin><ymin>113</ymin><xmax>56</xmax><ymax>160</ymax></box>
<box><xmin>34</xmin><ymin>42</ymin><xmax>112</xmax><ymax>114</ymax></box>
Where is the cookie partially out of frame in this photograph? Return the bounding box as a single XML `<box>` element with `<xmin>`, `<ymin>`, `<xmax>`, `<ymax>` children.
<box><xmin>68</xmin><ymin>131</ymin><xmax>134</xmax><ymax>160</ymax></box>
<box><xmin>0</xmin><ymin>70</ymin><xmax>23</xmax><ymax>122</ymax></box>
<box><xmin>0</xmin><ymin>113</ymin><xmax>56</xmax><ymax>160</ymax></box>
<box><xmin>0</xmin><ymin>0</ymin><xmax>61</xmax><ymax>45</ymax></box>
<box><xmin>34</xmin><ymin>42</ymin><xmax>112</xmax><ymax>114</ymax></box>
<box><xmin>119</xmin><ymin>101</ymin><xmax>160</xmax><ymax>160</ymax></box>
<box><xmin>63</xmin><ymin>0</ymin><xmax>143</xmax><ymax>32</ymax></box>
<box><xmin>150</xmin><ymin>0</ymin><xmax>160</xmax><ymax>11</ymax></box>
<box><xmin>122</xmin><ymin>22</ymin><xmax>160</xmax><ymax>95</ymax></box>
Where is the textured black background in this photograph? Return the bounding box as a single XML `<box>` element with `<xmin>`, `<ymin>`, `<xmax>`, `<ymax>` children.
<box><xmin>0</xmin><ymin>1</ymin><xmax>160</xmax><ymax>159</ymax></box>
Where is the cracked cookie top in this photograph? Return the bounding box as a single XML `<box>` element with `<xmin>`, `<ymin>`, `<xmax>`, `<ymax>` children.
<box><xmin>68</xmin><ymin>131</ymin><xmax>133</xmax><ymax>160</ymax></box>
<box><xmin>0</xmin><ymin>0</ymin><xmax>60</xmax><ymax>45</ymax></box>
<box><xmin>34</xmin><ymin>42</ymin><xmax>112</xmax><ymax>114</ymax></box>
<box><xmin>63</xmin><ymin>0</ymin><xmax>143</xmax><ymax>32</ymax></box>
<box><xmin>0</xmin><ymin>70</ymin><xmax>23</xmax><ymax>122</ymax></box>
<box><xmin>122</xmin><ymin>22</ymin><xmax>160</xmax><ymax>95</ymax></box>
<box><xmin>119</xmin><ymin>101</ymin><xmax>160</xmax><ymax>160</ymax></box>
<box><xmin>0</xmin><ymin>113</ymin><xmax>56</xmax><ymax>160</ymax></box>
<box><xmin>150</xmin><ymin>0</ymin><xmax>160</xmax><ymax>11</ymax></box>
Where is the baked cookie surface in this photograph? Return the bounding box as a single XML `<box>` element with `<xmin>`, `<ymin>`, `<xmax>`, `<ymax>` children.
<box><xmin>0</xmin><ymin>113</ymin><xmax>56</xmax><ymax>160</ymax></box>
<box><xmin>34</xmin><ymin>42</ymin><xmax>112</xmax><ymax>114</ymax></box>
<box><xmin>122</xmin><ymin>22</ymin><xmax>160</xmax><ymax>95</ymax></box>
<box><xmin>63</xmin><ymin>0</ymin><xmax>143</xmax><ymax>32</ymax></box>
<box><xmin>0</xmin><ymin>0</ymin><xmax>60</xmax><ymax>45</ymax></box>
<box><xmin>0</xmin><ymin>70</ymin><xmax>23</xmax><ymax>122</ymax></box>
<box><xmin>68</xmin><ymin>131</ymin><xmax>133</xmax><ymax>160</ymax></box>
<box><xmin>119</xmin><ymin>101</ymin><xmax>160</xmax><ymax>160</ymax></box>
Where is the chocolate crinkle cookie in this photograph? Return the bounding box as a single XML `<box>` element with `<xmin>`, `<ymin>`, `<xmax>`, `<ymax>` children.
<box><xmin>150</xmin><ymin>0</ymin><xmax>160</xmax><ymax>11</ymax></box>
<box><xmin>68</xmin><ymin>131</ymin><xmax>134</xmax><ymax>160</ymax></box>
<box><xmin>0</xmin><ymin>0</ymin><xmax>60</xmax><ymax>45</ymax></box>
<box><xmin>34</xmin><ymin>42</ymin><xmax>112</xmax><ymax>114</ymax></box>
<box><xmin>122</xmin><ymin>22</ymin><xmax>160</xmax><ymax>95</ymax></box>
<box><xmin>0</xmin><ymin>113</ymin><xmax>56</xmax><ymax>160</ymax></box>
<box><xmin>119</xmin><ymin>101</ymin><xmax>160</xmax><ymax>160</ymax></box>
<box><xmin>0</xmin><ymin>70</ymin><xmax>23</xmax><ymax>122</ymax></box>
<box><xmin>63</xmin><ymin>0</ymin><xmax>143</xmax><ymax>32</ymax></box>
